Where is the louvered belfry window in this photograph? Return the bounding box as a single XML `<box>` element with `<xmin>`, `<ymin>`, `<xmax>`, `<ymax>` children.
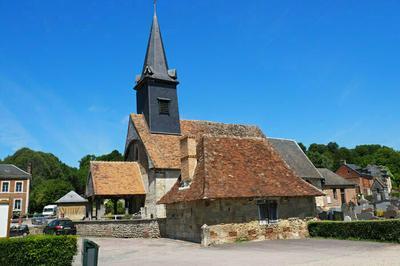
<box><xmin>158</xmin><ymin>98</ymin><xmax>170</xmax><ymax>115</ymax></box>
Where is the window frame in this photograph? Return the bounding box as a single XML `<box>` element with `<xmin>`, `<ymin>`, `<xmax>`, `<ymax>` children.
<box><xmin>1</xmin><ymin>181</ymin><xmax>10</xmax><ymax>193</ymax></box>
<box><xmin>13</xmin><ymin>198</ymin><xmax>22</xmax><ymax>211</ymax></box>
<box><xmin>15</xmin><ymin>181</ymin><xmax>23</xmax><ymax>193</ymax></box>
<box><xmin>157</xmin><ymin>98</ymin><xmax>171</xmax><ymax>115</ymax></box>
<box><xmin>257</xmin><ymin>199</ymin><xmax>278</xmax><ymax>224</ymax></box>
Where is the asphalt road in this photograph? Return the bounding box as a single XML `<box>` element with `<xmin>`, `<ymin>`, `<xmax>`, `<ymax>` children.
<box><xmin>73</xmin><ymin>238</ymin><xmax>400</xmax><ymax>266</ymax></box>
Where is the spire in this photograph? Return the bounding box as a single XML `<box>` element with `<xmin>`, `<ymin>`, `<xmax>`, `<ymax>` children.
<box><xmin>141</xmin><ymin>2</ymin><xmax>176</xmax><ymax>82</ymax></box>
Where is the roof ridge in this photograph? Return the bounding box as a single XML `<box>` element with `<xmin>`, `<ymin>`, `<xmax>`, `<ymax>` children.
<box><xmin>181</xmin><ymin>119</ymin><xmax>260</xmax><ymax>128</ymax></box>
<box><xmin>201</xmin><ymin>135</ymin><xmax>266</xmax><ymax>141</ymax></box>
<box><xmin>10</xmin><ymin>164</ymin><xmax>31</xmax><ymax>176</ymax></box>
<box><xmin>90</xmin><ymin>161</ymin><xmax>138</xmax><ymax>164</ymax></box>
<box><xmin>267</xmin><ymin>137</ymin><xmax>297</xmax><ymax>142</ymax></box>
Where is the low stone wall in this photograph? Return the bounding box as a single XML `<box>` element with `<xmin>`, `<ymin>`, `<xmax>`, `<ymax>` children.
<box><xmin>75</xmin><ymin>219</ymin><xmax>161</xmax><ymax>238</ymax></box>
<box><xmin>202</xmin><ymin>218</ymin><xmax>313</xmax><ymax>246</ymax></box>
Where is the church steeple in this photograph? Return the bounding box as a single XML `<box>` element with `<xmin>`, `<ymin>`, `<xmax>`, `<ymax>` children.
<box><xmin>140</xmin><ymin>4</ymin><xmax>175</xmax><ymax>82</ymax></box>
<box><xmin>134</xmin><ymin>3</ymin><xmax>181</xmax><ymax>135</ymax></box>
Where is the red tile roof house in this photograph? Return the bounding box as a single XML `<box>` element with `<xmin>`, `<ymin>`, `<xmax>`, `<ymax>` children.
<box><xmin>336</xmin><ymin>163</ymin><xmax>374</xmax><ymax>196</ymax></box>
<box><xmin>157</xmin><ymin>135</ymin><xmax>323</xmax><ymax>245</ymax></box>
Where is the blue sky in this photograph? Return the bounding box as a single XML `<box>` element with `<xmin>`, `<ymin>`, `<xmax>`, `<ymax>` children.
<box><xmin>1</xmin><ymin>0</ymin><xmax>399</xmax><ymax>167</ymax></box>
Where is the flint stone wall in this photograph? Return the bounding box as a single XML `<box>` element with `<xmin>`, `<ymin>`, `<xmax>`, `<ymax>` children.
<box><xmin>75</xmin><ymin>219</ymin><xmax>161</xmax><ymax>238</ymax></box>
<box><xmin>202</xmin><ymin>218</ymin><xmax>312</xmax><ymax>246</ymax></box>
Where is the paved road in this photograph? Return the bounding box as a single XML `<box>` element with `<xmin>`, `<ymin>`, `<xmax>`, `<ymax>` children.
<box><xmin>73</xmin><ymin>238</ymin><xmax>400</xmax><ymax>266</ymax></box>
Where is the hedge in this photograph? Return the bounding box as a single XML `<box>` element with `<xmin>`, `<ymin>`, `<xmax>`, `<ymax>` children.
<box><xmin>308</xmin><ymin>219</ymin><xmax>400</xmax><ymax>243</ymax></box>
<box><xmin>0</xmin><ymin>235</ymin><xmax>77</xmax><ymax>266</ymax></box>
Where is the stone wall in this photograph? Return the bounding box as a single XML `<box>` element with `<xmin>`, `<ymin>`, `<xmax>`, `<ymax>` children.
<box><xmin>165</xmin><ymin>197</ymin><xmax>316</xmax><ymax>243</ymax></box>
<box><xmin>322</xmin><ymin>188</ymin><xmax>357</xmax><ymax>209</ymax></box>
<box><xmin>202</xmin><ymin>218</ymin><xmax>312</xmax><ymax>246</ymax></box>
<box><xmin>75</xmin><ymin>219</ymin><xmax>161</xmax><ymax>238</ymax></box>
<box><xmin>141</xmin><ymin>169</ymin><xmax>180</xmax><ymax>219</ymax></box>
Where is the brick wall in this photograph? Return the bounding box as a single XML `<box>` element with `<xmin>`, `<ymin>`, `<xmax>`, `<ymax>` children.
<box><xmin>75</xmin><ymin>219</ymin><xmax>161</xmax><ymax>238</ymax></box>
<box><xmin>322</xmin><ymin>188</ymin><xmax>357</xmax><ymax>208</ymax></box>
<box><xmin>0</xmin><ymin>179</ymin><xmax>29</xmax><ymax>215</ymax></box>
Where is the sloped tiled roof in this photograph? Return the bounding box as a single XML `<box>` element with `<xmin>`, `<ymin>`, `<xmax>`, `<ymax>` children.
<box><xmin>88</xmin><ymin>161</ymin><xmax>146</xmax><ymax>196</ymax></box>
<box><xmin>0</xmin><ymin>164</ymin><xmax>31</xmax><ymax>179</ymax></box>
<box><xmin>317</xmin><ymin>168</ymin><xmax>356</xmax><ymax>188</ymax></box>
<box><xmin>159</xmin><ymin>136</ymin><xmax>324</xmax><ymax>204</ymax></box>
<box><xmin>130</xmin><ymin>114</ymin><xmax>181</xmax><ymax>169</ymax></box>
<box><xmin>268</xmin><ymin>138</ymin><xmax>323</xmax><ymax>179</ymax></box>
<box><xmin>56</xmin><ymin>191</ymin><xmax>88</xmax><ymax>204</ymax></box>
<box><xmin>129</xmin><ymin>114</ymin><xmax>265</xmax><ymax>169</ymax></box>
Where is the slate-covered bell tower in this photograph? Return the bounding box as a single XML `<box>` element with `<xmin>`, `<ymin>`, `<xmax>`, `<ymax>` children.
<box><xmin>134</xmin><ymin>6</ymin><xmax>181</xmax><ymax>135</ymax></box>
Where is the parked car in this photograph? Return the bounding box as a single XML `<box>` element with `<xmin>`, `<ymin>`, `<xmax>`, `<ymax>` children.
<box><xmin>10</xmin><ymin>224</ymin><xmax>29</xmax><ymax>237</ymax></box>
<box><xmin>43</xmin><ymin>219</ymin><xmax>76</xmax><ymax>235</ymax></box>
<box><xmin>32</xmin><ymin>214</ymin><xmax>47</xmax><ymax>225</ymax></box>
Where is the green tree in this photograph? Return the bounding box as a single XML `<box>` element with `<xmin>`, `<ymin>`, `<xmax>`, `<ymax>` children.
<box><xmin>30</xmin><ymin>179</ymin><xmax>74</xmax><ymax>212</ymax></box>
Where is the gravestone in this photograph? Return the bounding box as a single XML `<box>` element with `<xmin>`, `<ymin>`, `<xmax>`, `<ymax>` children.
<box><xmin>384</xmin><ymin>210</ymin><xmax>398</xmax><ymax>219</ymax></box>
<box><xmin>357</xmin><ymin>212</ymin><xmax>376</xmax><ymax>220</ymax></box>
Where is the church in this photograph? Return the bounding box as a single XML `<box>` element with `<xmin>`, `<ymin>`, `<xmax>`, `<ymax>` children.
<box><xmin>86</xmin><ymin>6</ymin><xmax>323</xmax><ymax>244</ymax></box>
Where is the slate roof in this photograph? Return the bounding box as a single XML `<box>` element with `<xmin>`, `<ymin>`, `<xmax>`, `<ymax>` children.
<box><xmin>159</xmin><ymin>136</ymin><xmax>324</xmax><ymax>204</ymax></box>
<box><xmin>344</xmin><ymin>163</ymin><xmax>373</xmax><ymax>179</ymax></box>
<box><xmin>0</xmin><ymin>164</ymin><xmax>31</xmax><ymax>179</ymax></box>
<box><xmin>372</xmin><ymin>177</ymin><xmax>387</xmax><ymax>189</ymax></box>
<box><xmin>139</xmin><ymin>9</ymin><xmax>175</xmax><ymax>82</ymax></box>
<box><xmin>317</xmin><ymin>168</ymin><xmax>356</xmax><ymax>188</ymax></box>
<box><xmin>56</xmin><ymin>191</ymin><xmax>88</xmax><ymax>204</ymax></box>
<box><xmin>267</xmin><ymin>138</ymin><xmax>323</xmax><ymax>179</ymax></box>
<box><xmin>129</xmin><ymin>114</ymin><xmax>265</xmax><ymax>169</ymax></box>
<box><xmin>87</xmin><ymin>161</ymin><xmax>146</xmax><ymax>197</ymax></box>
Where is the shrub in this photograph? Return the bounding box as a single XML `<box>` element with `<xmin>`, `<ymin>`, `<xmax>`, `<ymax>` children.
<box><xmin>0</xmin><ymin>235</ymin><xmax>77</xmax><ymax>266</ymax></box>
<box><xmin>308</xmin><ymin>220</ymin><xmax>400</xmax><ymax>243</ymax></box>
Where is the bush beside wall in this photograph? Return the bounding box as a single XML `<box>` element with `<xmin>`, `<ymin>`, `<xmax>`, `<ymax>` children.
<box><xmin>0</xmin><ymin>235</ymin><xmax>77</xmax><ymax>266</ymax></box>
<box><xmin>308</xmin><ymin>220</ymin><xmax>400</xmax><ymax>243</ymax></box>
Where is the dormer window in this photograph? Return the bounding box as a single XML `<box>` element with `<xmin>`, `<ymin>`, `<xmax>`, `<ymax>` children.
<box><xmin>158</xmin><ymin>98</ymin><xmax>170</xmax><ymax>115</ymax></box>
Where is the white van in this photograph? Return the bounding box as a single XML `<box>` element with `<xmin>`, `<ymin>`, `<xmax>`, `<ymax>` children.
<box><xmin>42</xmin><ymin>205</ymin><xmax>57</xmax><ymax>217</ymax></box>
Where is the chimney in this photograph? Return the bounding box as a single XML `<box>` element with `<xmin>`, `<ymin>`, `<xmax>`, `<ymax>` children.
<box><xmin>180</xmin><ymin>136</ymin><xmax>197</xmax><ymax>184</ymax></box>
<box><xmin>27</xmin><ymin>162</ymin><xmax>32</xmax><ymax>175</ymax></box>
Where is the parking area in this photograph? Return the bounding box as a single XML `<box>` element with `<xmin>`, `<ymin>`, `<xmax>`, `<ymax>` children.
<box><xmin>73</xmin><ymin>237</ymin><xmax>400</xmax><ymax>266</ymax></box>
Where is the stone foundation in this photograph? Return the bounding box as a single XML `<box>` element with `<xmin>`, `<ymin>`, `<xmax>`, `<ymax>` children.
<box><xmin>202</xmin><ymin>218</ymin><xmax>312</xmax><ymax>246</ymax></box>
<box><xmin>75</xmin><ymin>219</ymin><xmax>161</xmax><ymax>238</ymax></box>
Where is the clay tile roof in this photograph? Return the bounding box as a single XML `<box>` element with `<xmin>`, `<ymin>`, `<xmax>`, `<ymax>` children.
<box><xmin>129</xmin><ymin>114</ymin><xmax>266</xmax><ymax>169</ymax></box>
<box><xmin>130</xmin><ymin>114</ymin><xmax>181</xmax><ymax>169</ymax></box>
<box><xmin>87</xmin><ymin>161</ymin><xmax>145</xmax><ymax>196</ymax></box>
<box><xmin>159</xmin><ymin>136</ymin><xmax>324</xmax><ymax>204</ymax></box>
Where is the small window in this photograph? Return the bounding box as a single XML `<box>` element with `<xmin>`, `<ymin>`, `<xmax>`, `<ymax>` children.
<box><xmin>333</xmin><ymin>188</ymin><xmax>337</xmax><ymax>199</ymax></box>
<box><xmin>257</xmin><ymin>200</ymin><xmax>278</xmax><ymax>224</ymax></box>
<box><xmin>158</xmin><ymin>98</ymin><xmax>170</xmax><ymax>115</ymax></box>
<box><xmin>13</xmin><ymin>199</ymin><xmax>22</xmax><ymax>211</ymax></box>
<box><xmin>133</xmin><ymin>143</ymin><xmax>139</xmax><ymax>161</ymax></box>
<box><xmin>15</xmin><ymin>182</ymin><xmax>23</xmax><ymax>192</ymax></box>
<box><xmin>1</xmin><ymin>182</ymin><xmax>9</xmax><ymax>192</ymax></box>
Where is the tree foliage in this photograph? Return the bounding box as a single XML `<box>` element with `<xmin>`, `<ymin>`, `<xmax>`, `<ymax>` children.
<box><xmin>2</xmin><ymin>148</ymin><xmax>123</xmax><ymax>213</ymax></box>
